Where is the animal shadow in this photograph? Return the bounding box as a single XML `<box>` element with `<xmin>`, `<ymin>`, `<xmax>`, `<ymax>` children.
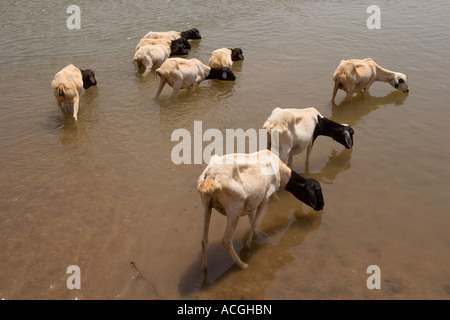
<box><xmin>330</xmin><ymin>90</ymin><xmax>408</xmax><ymax>127</ymax></box>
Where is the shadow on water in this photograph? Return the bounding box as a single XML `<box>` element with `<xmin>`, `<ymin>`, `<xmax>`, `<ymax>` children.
<box><xmin>154</xmin><ymin>78</ymin><xmax>237</xmax><ymax>106</ymax></box>
<box><xmin>308</xmin><ymin>148</ymin><xmax>352</xmax><ymax>185</ymax></box>
<box><xmin>178</xmin><ymin>207</ymin><xmax>323</xmax><ymax>299</ymax></box>
<box><xmin>330</xmin><ymin>90</ymin><xmax>408</xmax><ymax>126</ymax></box>
<box><xmin>155</xmin><ymin>80</ymin><xmax>238</xmax><ymax>135</ymax></box>
<box><xmin>231</xmin><ymin>60</ymin><xmax>244</xmax><ymax>73</ymax></box>
<box><xmin>177</xmin><ymin>148</ymin><xmax>352</xmax><ymax>299</ymax></box>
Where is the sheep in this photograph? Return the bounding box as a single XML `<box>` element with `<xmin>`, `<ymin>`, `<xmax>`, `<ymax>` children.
<box><xmin>332</xmin><ymin>58</ymin><xmax>409</xmax><ymax>102</ymax></box>
<box><xmin>208</xmin><ymin>47</ymin><xmax>244</xmax><ymax>68</ymax></box>
<box><xmin>51</xmin><ymin>64</ymin><xmax>97</xmax><ymax>121</ymax></box>
<box><xmin>135</xmin><ymin>37</ymin><xmax>191</xmax><ymax>52</ymax></box>
<box><xmin>155</xmin><ymin>58</ymin><xmax>236</xmax><ymax>99</ymax></box>
<box><xmin>143</xmin><ymin>28</ymin><xmax>201</xmax><ymax>41</ymax></box>
<box><xmin>263</xmin><ymin>107</ymin><xmax>354</xmax><ymax>167</ymax></box>
<box><xmin>133</xmin><ymin>42</ymin><xmax>188</xmax><ymax>76</ymax></box>
<box><xmin>198</xmin><ymin>149</ymin><xmax>324</xmax><ymax>271</ymax></box>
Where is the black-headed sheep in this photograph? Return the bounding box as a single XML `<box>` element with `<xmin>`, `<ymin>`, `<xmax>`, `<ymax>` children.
<box><xmin>51</xmin><ymin>64</ymin><xmax>97</xmax><ymax>121</ymax></box>
<box><xmin>198</xmin><ymin>150</ymin><xmax>324</xmax><ymax>271</ymax></box>
<box><xmin>155</xmin><ymin>58</ymin><xmax>236</xmax><ymax>99</ymax></box>
<box><xmin>332</xmin><ymin>58</ymin><xmax>409</xmax><ymax>102</ymax></box>
<box><xmin>263</xmin><ymin>107</ymin><xmax>354</xmax><ymax>167</ymax></box>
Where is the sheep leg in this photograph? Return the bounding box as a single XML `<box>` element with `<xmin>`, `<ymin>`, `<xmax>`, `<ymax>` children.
<box><xmin>305</xmin><ymin>144</ymin><xmax>312</xmax><ymax>165</ymax></box>
<box><xmin>171</xmin><ymin>82</ymin><xmax>182</xmax><ymax>99</ymax></box>
<box><xmin>142</xmin><ymin>67</ymin><xmax>152</xmax><ymax>77</ymax></box>
<box><xmin>155</xmin><ymin>77</ymin><xmax>167</xmax><ymax>99</ymax></box>
<box><xmin>245</xmin><ymin>211</ymin><xmax>255</xmax><ymax>249</ymax></box>
<box><xmin>142</xmin><ymin>57</ymin><xmax>153</xmax><ymax>77</ymax></box>
<box><xmin>345</xmin><ymin>91</ymin><xmax>353</xmax><ymax>101</ymax></box>
<box><xmin>57</xmin><ymin>101</ymin><xmax>65</xmax><ymax>121</ymax></box>
<box><xmin>133</xmin><ymin>59</ymin><xmax>140</xmax><ymax>72</ymax></box>
<box><xmin>287</xmin><ymin>154</ymin><xmax>293</xmax><ymax>168</ymax></box>
<box><xmin>245</xmin><ymin>201</ymin><xmax>266</xmax><ymax>249</ymax></box>
<box><xmin>201</xmin><ymin>200</ymin><xmax>212</xmax><ymax>273</ymax></box>
<box><xmin>332</xmin><ymin>80</ymin><xmax>339</xmax><ymax>102</ymax></box>
<box><xmin>190</xmin><ymin>81</ymin><xmax>198</xmax><ymax>91</ymax></box>
<box><xmin>247</xmin><ymin>211</ymin><xmax>255</xmax><ymax>227</ymax></box>
<box><xmin>363</xmin><ymin>83</ymin><xmax>372</xmax><ymax>95</ymax></box>
<box><xmin>73</xmin><ymin>95</ymin><xmax>79</xmax><ymax>121</ymax></box>
<box><xmin>222</xmin><ymin>203</ymin><xmax>248</xmax><ymax>269</ymax></box>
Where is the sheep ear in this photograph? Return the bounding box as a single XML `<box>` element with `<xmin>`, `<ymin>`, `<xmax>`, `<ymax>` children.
<box><xmin>394</xmin><ymin>78</ymin><xmax>399</xmax><ymax>89</ymax></box>
<box><xmin>345</xmin><ymin>131</ymin><xmax>353</xmax><ymax>148</ymax></box>
<box><xmin>272</xmin><ymin>107</ymin><xmax>282</xmax><ymax>114</ymax></box>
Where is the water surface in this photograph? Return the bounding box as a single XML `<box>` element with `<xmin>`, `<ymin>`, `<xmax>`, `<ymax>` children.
<box><xmin>0</xmin><ymin>0</ymin><xmax>449</xmax><ymax>299</ymax></box>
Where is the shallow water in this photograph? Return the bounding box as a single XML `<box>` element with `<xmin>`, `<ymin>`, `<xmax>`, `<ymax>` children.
<box><xmin>0</xmin><ymin>0</ymin><xmax>449</xmax><ymax>299</ymax></box>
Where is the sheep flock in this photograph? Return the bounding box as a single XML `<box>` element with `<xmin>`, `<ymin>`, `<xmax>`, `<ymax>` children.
<box><xmin>51</xmin><ymin>26</ymin><xmax>409</xmax><ymax>272</ymax></box>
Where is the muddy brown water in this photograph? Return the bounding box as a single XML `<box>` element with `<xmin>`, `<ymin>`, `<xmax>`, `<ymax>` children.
<box><xmin>1</xmin><ymin>1</ymin><xmax>449</xmax><ymax>299</ymax></box>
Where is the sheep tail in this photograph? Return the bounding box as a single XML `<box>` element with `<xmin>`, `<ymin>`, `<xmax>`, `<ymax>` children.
<box><xmin>263</xmin><ymin>122</ymin><xmax>276</xmax><ymax>134</ymax></box>
<box><xmin>55</xmin><ymin>83</ymin><xmax>75</xmax><ymax>99</ymax></box>
<box><xmin>333</xmin><ymin>71</ymin><xmax>346</xmax><ymax>87</ymax></box>
<box><xmin>198</xmin><ymin>174</ymin><xmax>220</xmax><ymax>194</ymax></box>
<box><xmin>332</xmin><ymin>71</ymin><xmax>345</xmax><ymax>101</ymax></box>
<box><xmin>57</xmin><ymin>84</ymin><xmax>66</xmax><ymax>97</ymax></box>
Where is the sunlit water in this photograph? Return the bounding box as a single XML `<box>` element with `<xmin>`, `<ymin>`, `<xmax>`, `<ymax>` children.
<box><xmin>0</xmin><ymin>0</ymin><xmax>449</xmax><ymax>299</ymax></box>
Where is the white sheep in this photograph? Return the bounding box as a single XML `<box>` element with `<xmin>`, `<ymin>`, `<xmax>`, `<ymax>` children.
<box><xmin>133</xmin><ymin>44</ymin><xmax>187</xmax><ymax>76</ymax></box>
<box><xmin>208</xmin><ymin>47</ymin><xmax>244</xmax><ymax>68</ymax></box>
<box><xmin>135</xmin><ymin>37</ymin><xmax>191</xmax><ymax>52</ymax></box>
<box><xmin>143</xmin><ymin>28</ymin><xmax>201</xmax><ymax>41</ymax></box>
<box><xmin>198</xmin><ymin>149</ymin><xmax>324</xmax><ymax>271</ymax></box>
<box><xmin>155</xmin><ymin>58</ymin><xmax>236</xmax><ymax>99</ymax></box>
<box><xmin>51</xmin><ymin>64</ymin><xmax>97</xmax><ymax>121</ymax></box>
<box><xmin>332</xmin><ymin>58</ymin><xmax>409</xmax><ymax>102</ymax></box>
<box><xmin>263</xmin><ymin>107</ymin><xmax>354</xmax><ymax>167</ymax></box>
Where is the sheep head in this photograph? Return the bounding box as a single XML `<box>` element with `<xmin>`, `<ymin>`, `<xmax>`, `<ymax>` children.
<box><xmin>391</xmin><ymin>73</ymin><xmax>409</xmax><ymax>93</ymax></box>
<box><xmin>206</xmin><ymin>67</ymin><xmax>236</xmax><ymax>81</ymax></box>
<box><xmin>180</xmin><ymin>28</ymin><xmax>201</xmax><ymax>40</ymax></box>
<box><xmin>80</xmin><ymin>69</ymin><xmax>97</xmax><ymax>89</ymax></box>
<box><xmin>170</xmin><ymin>42</ymin><xmax>188</xmax><ymax>56</ymax></box>
<box><xmin>285</xmin><ymin>171</ymin><xmax>324</xmax><ymax>211</ymax></box>
<box><xmin>313</xmin><ymin>116</ymin><xmax>354</xmax><ymax>149</ymax></box>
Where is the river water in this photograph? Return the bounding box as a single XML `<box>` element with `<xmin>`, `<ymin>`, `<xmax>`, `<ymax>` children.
<box><xmin>0</xmin><ymin>0</ymin><xmax>449</xmax><ymax>299</ymax></box>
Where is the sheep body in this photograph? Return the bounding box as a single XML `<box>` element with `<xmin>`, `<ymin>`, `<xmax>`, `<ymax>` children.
<box><xmin>133</xmin><ymin>44</ymin><xmax>171</xmax><ymax>76</ymax></box>
<box><xmin>143</xmin><ymin>28</ymin><xmax>201</xmax><ymax>40</ymax></box>
<box><xmin>264</xmin><ymin>107</ymin><xmax>354</xmax><ymax>166</ymax></box>
<box><xmin>198</xmin><ymin>150</ymin><xmax>324</xmax><ymax>271</ymax></box>
<box><xmin>143</xmin><ymin>31</ymin><xmax>181</xmax><ymax>40</ymax></box>
<box><xmin>209</xmin><ymin>48</ymin><xmax>244</xmax><ymax>68</ymax></box>
<box><xmin>136</xmin><ymin>38</ymin><xmax>172</xmax><ymax>51</ymax></box>
<box><xmin>209</xmin><ymin>48</ymin><xmax>233</xmax><ymax>68</ymax></box>
<box><xmin>332</xmin><ymin>58</ymin><xmax>409</xmax><ymax>102</ymax></box>
<box><xmin>155</xmin><ymin>58</ymin><xmax>235</xmax><ymax>99</ymax></box>
<box><xmin>135</xmin><ymin>37</ymin><xmax>191</xmax><ymax>52</ymax></box>
<box><xmin>155</xmin><ymin>58</ymin><xmax>208</xmax><ymax>98</ymax></box>
<box><xmin>51</xmin><ymin>64</ymin><xmax>97</xmax><ymax>121</ymax></box>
